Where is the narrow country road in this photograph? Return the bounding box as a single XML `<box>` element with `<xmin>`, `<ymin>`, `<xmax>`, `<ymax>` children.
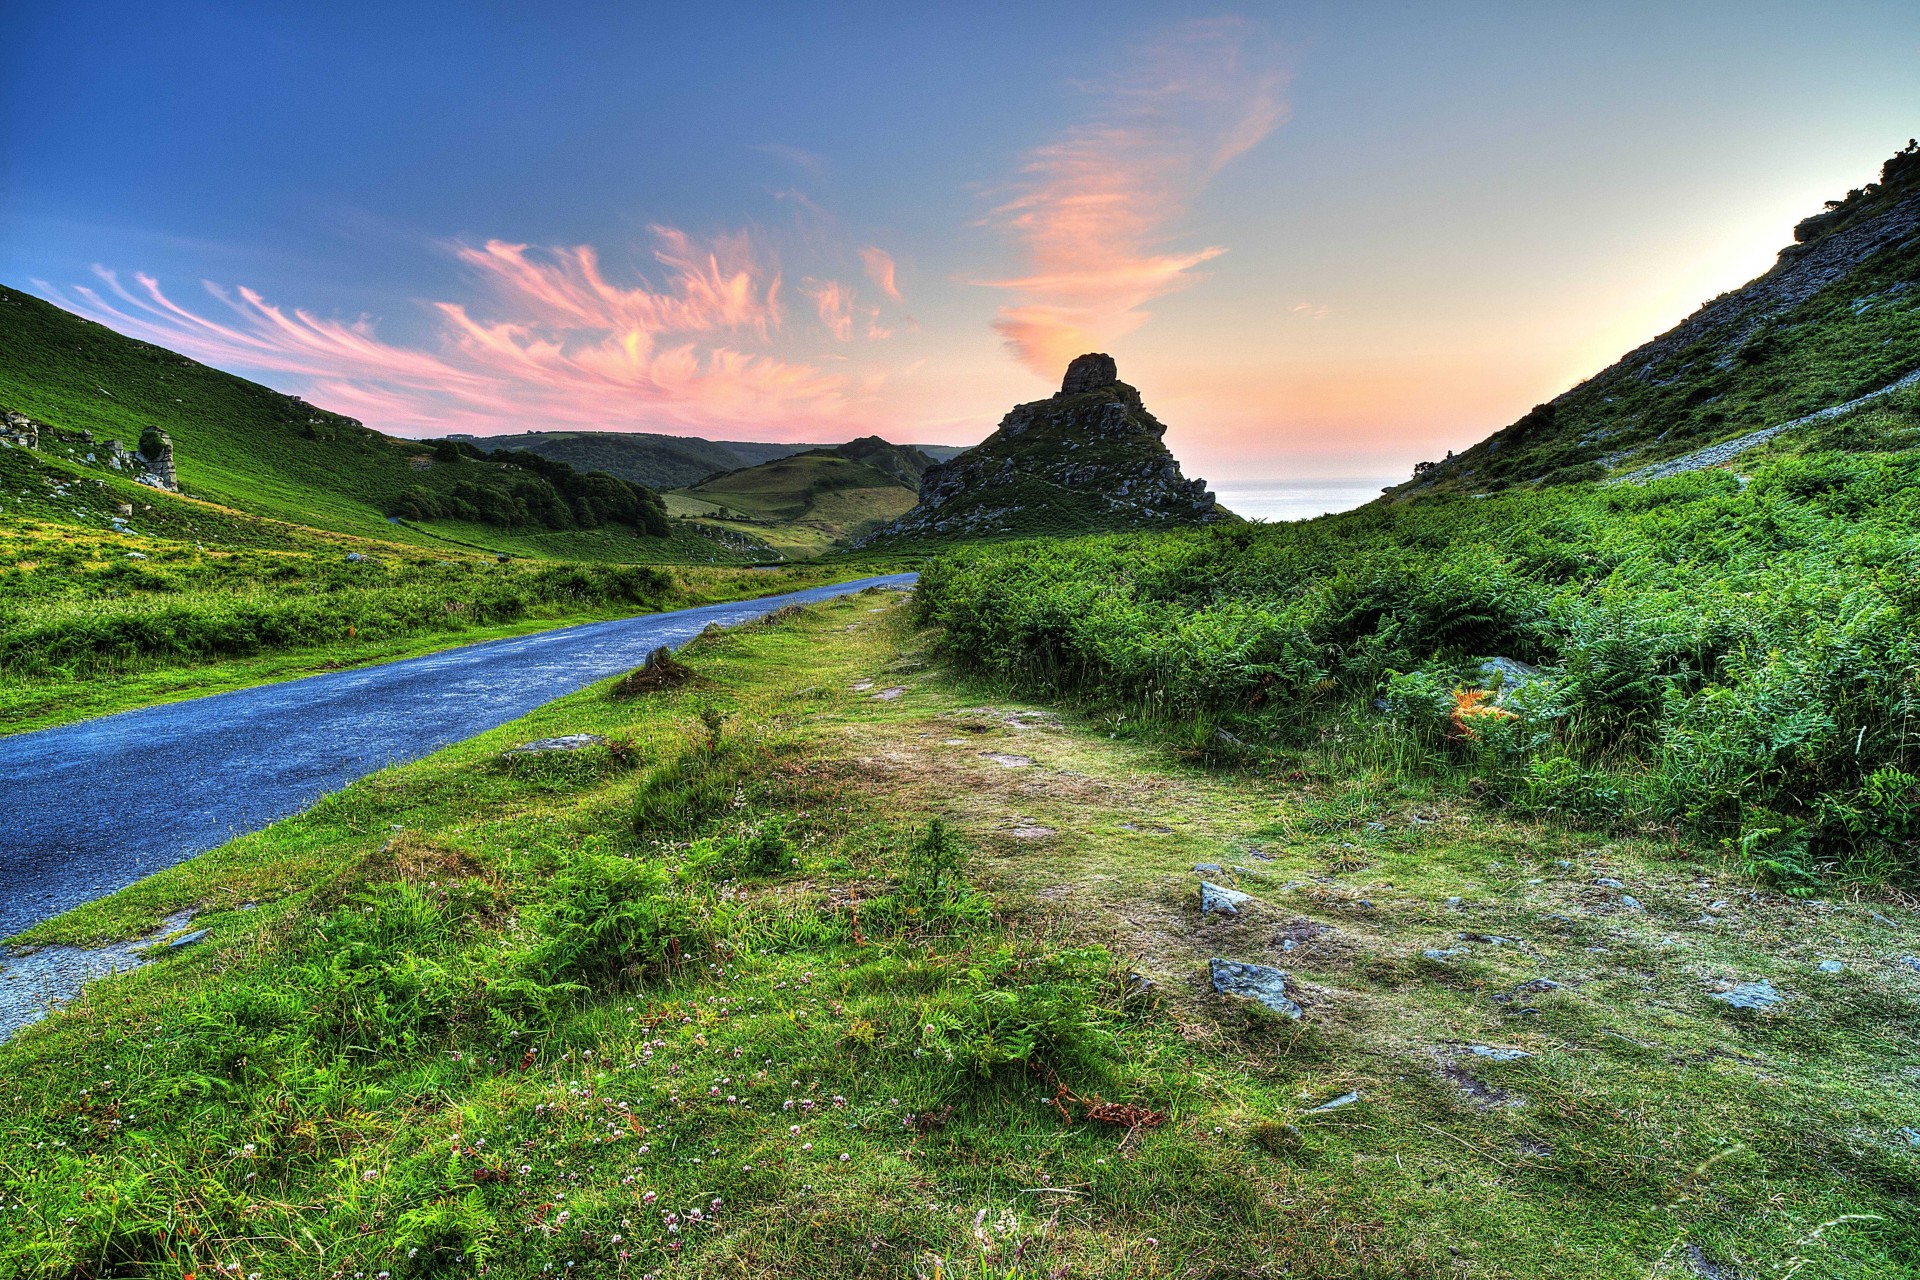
<box><xmin>0</xmin><ymin>572</ymin><xmax>916</xmax><ymax>937</ymax></box>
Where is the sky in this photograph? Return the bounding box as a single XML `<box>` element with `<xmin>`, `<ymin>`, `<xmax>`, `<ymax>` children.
<box><xmin>3</xmin><ymin>1</ymin><xmax>1917</xmax><ymax>509</ymax></box>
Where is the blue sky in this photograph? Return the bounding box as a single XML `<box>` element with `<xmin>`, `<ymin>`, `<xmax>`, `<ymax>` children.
<box><xmin>4</xmin><ymin>1</ymin><xmax>1916</xmax><ymax>497</ymax></box>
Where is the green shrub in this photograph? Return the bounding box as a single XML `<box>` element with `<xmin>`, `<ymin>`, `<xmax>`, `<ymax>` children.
<box><xmin>520</xmin><ymin>854</ymin><xmax>708</xmax><ymax>993</ymax></box>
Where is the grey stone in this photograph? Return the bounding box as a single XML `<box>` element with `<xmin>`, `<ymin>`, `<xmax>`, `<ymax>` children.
<box><xmin>1900</xmin><ymin>957</ymin><xmax>1920</xmax><ymax>974</ymax></box>
<box><xmin>1464</xmin><ymin>1044</ymin><xmax>1530</xmax><ymax>1061</ymax></box>
<box><xmin>505</xmin><ymin>734</ymin><xmax>608</xmax><ymax>756</ymax></box>
<box><xmin>1901</xmin><ymin>1127</ymin><xmax>1920</xmax><ymax>1148</ymax></box>
<box><xmin>1193</xmin><ymin>863</ymin><xmax>1225</xmax><ymax>876</ymax></box>
<box><xmin>1620</xmin><ymin>894</ymin><xmax>1644</xmax><ymax>911</ymax></box>
<box><xmin>1201</xmin><ymin>882</ymin><xmax>1252</xmax><ymax>916</ymax></box>
<box><xmin>166</xmin><ymin>929</ymin><xmax>209</xmax><ymax>950</ymax></box>
<box><xmin>1685</xmin><ymin>1243</ymin><xmax>1745</xmax><ymax>1280</ymax></box>
<box><xmin>872</xmin><ymin>686</ymin><xmax>908</xmax><ymax>701</ymax></box>
<box><xmin>1304</xmin><ymin>1090</ymin><xmax>1359</xmax><ymax>1113</ymax></box>
<box><xmin>1816</xmin><ymin>959</ymin><xmax>1844</xmax><ymax>974</ymax></box>
<box><xmin>1477</xmin><ymin>656</ymin><xmax>1543</xmax><ymax>701</ymax></box>
<box><xmin>979</xmin><ymin>752</ymin><xmax>1032</xmax><ymax>768</ymax></box>
<box><xmin>1209</xmin><ymin>958</ymin><xmax>1303</xmax><ymax>1018</ymax></box>
<box><xmin>1710</xmin><ymin>980</ymin><xmax>1783</xmax><ymax>1011</ymax></box>
<box><xmin>345</xmin><ymin>552</ymin><xmax>367</xmax><ymax>562</ymax></box>
<box><xmin>1594</xmin><ymin>877</ymin><xmax>1625</xmax><ymax>889</ymax></box>
<box><xmin>1423</xmin><ymin>948</ymin><xmax>1467</xmax><ymax>960</ymax></box>
<box><xmin>2</xmin><ymin>909</ymin><xmax>196</xmax><ymax>1044</ymax></box>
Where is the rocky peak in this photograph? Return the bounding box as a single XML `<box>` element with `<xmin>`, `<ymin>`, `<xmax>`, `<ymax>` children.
<box><xmin>854</xmin><ymin>353</ymin><xmax>1227</xmax><ymax>547</ymax></box>
<box><xmin>1059</xmin><ymin>352</ymin><xmax>1119</xmax><ymax>395</ymax></box>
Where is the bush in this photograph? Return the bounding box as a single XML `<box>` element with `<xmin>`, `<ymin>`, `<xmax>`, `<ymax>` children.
<box><xmin>519</xmin><ymin>855</ymin><xmax>707</xmax><ymax>993</ymax></box>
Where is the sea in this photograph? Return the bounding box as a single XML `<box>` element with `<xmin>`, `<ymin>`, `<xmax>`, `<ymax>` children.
<box><xmin>1211</xmin><ymin>478</ymin><xmax>1392</xmax><ymax>523</ymax></box>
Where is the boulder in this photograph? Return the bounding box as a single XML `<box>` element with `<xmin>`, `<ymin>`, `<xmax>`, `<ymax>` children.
<box><xmin>1058</xmin><ymin>352</ymin><xmax>1118</xmax><ymax>395</ymax></box>
<box><xmin>1709</xmin><ymin>980</ymin><xmax>1782</xmax><ymax>1011</ymax></box>
<box><xmin>1</xmin><ymin>411</ymin><xmax>39</xmax><ymax>449</ymax></box>
<box><xmin>1200</xmin><ymin>881</ymin><xmax>1252</xmax><ymax>916</ymax></box>
<box><xmin>136</xmin><ymin>427</ymin><xmax>179</xmax><ymax>491</ymax></box>
<box><xmin>1209</xmin><ymin>958</ymin><xmax>1303</xmax><ymax>1018</ymax></box>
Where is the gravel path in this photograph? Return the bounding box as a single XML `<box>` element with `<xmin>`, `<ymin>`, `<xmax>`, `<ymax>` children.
<box><xmin>0</xmin><ymin>572</ymin><xmax>915</xmax><ymax>939</ymax></box>
<box><xmin>1614</xmin><ymin>366</ymin><xmax>1920</xmax><ymax>484</ymax></box>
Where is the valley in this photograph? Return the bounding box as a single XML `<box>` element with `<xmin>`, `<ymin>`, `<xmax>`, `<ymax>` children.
<box><xmin>4</xmin><ymin>135</ymin><xmax>1920</xmax><ymax>1280</ymax></box>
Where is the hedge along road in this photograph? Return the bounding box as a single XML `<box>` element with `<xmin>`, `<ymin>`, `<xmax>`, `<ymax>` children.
<box><xmin>0</xmin><ymin>572</ymin><xmax>917</xmax><ymax>937</ymax></box>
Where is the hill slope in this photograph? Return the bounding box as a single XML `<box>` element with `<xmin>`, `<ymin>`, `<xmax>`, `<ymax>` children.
<box><xmin>667</xmin><ymin>448</ymin><xmax>920</xmax><ymax>557</ymax></box>
<box><xmin>832</xmin><ymin>434</ymin><xmax>937</xmax><ymax>488</ymax></box>
<box><xmin>0</xmin><ymin>286</ymin><xmax>720</xmax><ymax>561</ymax></box>
<box><xmin>858</xmin><ymin>352</ymin><xmax>1225</xmax><ymax>547</ymax></box>
<box><xmin>1393</xmin><ymin>142</ymin><xmax>1920</xmax><ymax>496</ymax></box>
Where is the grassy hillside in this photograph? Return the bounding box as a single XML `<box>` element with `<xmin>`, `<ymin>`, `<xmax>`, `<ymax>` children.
<box><xmin>668</xmin><ymin>450</ymin><xmax>921</xmax><ymax>558</ymax></box>
<box><xmin>4</xmin><ymin>592</ymin><xmax>1914</xmax><ymax>1278</ymax></box>
<box><xmin>0</xmin><ymin>286</ymin><xmax>686</xmax><ymax>561</ymax></box>
<box><xmin>916</xmin><ymin>386</ymin><xmax>1920</xmax><ymax>893</ymax></box>
<box><xmin>1393</xmin><ymin>143</ymin><xmax>1920</xmax><ymax>496</ymax></box>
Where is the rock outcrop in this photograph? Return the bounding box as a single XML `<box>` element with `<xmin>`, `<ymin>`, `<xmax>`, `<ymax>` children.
<box><xmin>136</xmin><ymin>428</ymin><xmax>179</xmax><ymax>491</ymax></box>
<box><xmin>857</xmin><ymin>353</ymin><xmax>1224</xmax><ymax>546</ymax></box>
<box><xmin>0</xmin><ymin>411</ymin><xmax>39</xmax><ymax>450</ymax></box>
<box><xmin>0</xmin><ymin>409</ymin><xmax>178</xmax><ymax>491</ymax></box>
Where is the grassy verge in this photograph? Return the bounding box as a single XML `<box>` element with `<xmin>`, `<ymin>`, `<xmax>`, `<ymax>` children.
<box><xmin>3</xmin><ymin>593</ymin><xmax>1916</xmax><ymax>1278</ymax></box>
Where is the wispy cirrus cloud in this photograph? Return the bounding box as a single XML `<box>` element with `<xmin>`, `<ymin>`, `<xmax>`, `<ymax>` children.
<box><xmin>38</xmin><ymin>224</ymin><xmax>901</xmax><ymax>439</ymax></box>
<box><xmin>979</xmin><ymin>18</ymin><xmax>1288</xmax><ymax>374</ymax></box>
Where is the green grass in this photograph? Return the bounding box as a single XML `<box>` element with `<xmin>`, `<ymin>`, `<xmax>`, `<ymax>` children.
<box><xmin>3</xmin><ymin>593</ymin><xmax>1915</xmax><ymax>1278</ymax></box>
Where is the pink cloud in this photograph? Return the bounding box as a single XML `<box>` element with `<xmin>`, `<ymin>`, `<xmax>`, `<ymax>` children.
<box><xmin>40</xmin><ymin>226</ymin><xmax>879</xmax><ymax>440</ymax></box>
<box><xmin>980</xmin><ymin>19</ymin><xmax>1288</xmax><ymax>375</ymax></box>
<box><xmin>860</xmin><ymin>246</ymin><xmax>902</xmax><ymax>301</ymax></box>
<box><xmin>802</xmin><ymin>278</ymin><xmax>856</xmax><ymax>341</ymax></box>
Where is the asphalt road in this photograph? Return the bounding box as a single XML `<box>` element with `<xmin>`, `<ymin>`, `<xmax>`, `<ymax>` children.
<box><xmin>0</xmin><ymin>572</ymin><xmax>916</xmax><ymax>937</ymax></box>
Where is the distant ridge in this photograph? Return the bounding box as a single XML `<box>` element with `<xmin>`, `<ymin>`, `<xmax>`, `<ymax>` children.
<box><xmin>455</xmin><ymin>430</ymin><xmax>966</xmax><ymax>491</ymax></box>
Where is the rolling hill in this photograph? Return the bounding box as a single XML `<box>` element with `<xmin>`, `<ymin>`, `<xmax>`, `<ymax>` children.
<box><xmin>666</xmin><ymin>447</ymin><xmax>922</xmax><ymax>558</ymax></box>
<box><xmin>458</xmin><ymin>432</ymin><xmax>966</xmax><ymax>492</ymax></box>
<box><xmin>1391</xmin><ymin>141</ymin><xmax>1920</xmax><ymax>497</ymax></box>
<box><xmin>451</xmin><ymin>431</ymin><xmax>822</xmax><ymax>491</ymax></box>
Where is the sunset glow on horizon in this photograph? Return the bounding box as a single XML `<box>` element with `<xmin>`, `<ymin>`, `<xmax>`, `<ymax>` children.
<box><xmin>5</xmin><ymin>2</ymin><xmax>1916</xmax><ymax>501</ymax></box>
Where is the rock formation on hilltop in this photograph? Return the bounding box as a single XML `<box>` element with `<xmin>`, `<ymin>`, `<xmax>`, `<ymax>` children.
<box><xmin>857</xmin><ymin>353</ymin><xmax>1225</xmax><ymax>546</ymax></box>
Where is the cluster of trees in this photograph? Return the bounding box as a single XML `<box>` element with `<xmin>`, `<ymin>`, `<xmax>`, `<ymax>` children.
<box><xmin>391</xmin><ymin>444</ymin><xmax>669</xmax><ymax>536</ymax></box>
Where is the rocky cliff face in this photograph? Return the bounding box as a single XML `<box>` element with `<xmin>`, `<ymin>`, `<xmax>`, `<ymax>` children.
<box><xmin>857</xmin><ymin>354</ymin><xmax>1223</xmax><ymax>547</ymax></box>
